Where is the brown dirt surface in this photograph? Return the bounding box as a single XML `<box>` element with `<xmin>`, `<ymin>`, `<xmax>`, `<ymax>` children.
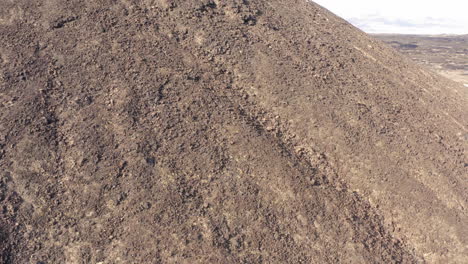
<box><xmin>0</xmin><ymin>0</ymin><xmax>467</xmax><ymax>263</ymax></box>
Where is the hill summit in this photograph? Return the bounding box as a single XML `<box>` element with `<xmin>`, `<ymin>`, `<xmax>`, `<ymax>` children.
<box><xmin>1</xmin><ymin>0</ymin><xmax>467</xmax><ymax>263</ymax></box>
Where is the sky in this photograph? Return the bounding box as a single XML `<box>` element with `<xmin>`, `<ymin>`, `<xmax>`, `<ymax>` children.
<box><xmin>313</xmin><ymin>0</ymin><xmax>468</xmax><ymax>35</ymax></box>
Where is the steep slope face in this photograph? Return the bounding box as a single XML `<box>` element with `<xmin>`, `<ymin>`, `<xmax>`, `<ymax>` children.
<box><xmin>0</xmin><ymin>0</ymin><xmax>466</xmax><ymax>263</ymax></box>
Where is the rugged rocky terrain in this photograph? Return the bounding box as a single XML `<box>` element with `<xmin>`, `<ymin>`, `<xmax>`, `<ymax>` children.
<box><xmin>375</xmin><ymin>34</ymin><xmax>468</xmax><ymax>85</ymax></box>
<box><xmin>1</xmin><ymin>0</ymin><xmax>467</xmax><ymax>263</ymax></box>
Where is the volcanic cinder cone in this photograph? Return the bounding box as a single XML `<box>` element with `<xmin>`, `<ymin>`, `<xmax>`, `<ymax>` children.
<box><xmin>1</xmin><ymin>0</ymin><xmax>467</xmax><ymax>263</ymax></box>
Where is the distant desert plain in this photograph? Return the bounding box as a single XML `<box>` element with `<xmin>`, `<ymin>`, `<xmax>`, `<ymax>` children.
<box><xmin>374</xmin><ymin>34</ymin><xmax>468</xmax><ymax>86</ymax></box>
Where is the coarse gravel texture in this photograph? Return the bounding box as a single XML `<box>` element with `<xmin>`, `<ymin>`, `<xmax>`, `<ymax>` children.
<box><xmin>0</xmin><ymin>0</ymin><xmax>467</xmax><ymax>263</ymax></box>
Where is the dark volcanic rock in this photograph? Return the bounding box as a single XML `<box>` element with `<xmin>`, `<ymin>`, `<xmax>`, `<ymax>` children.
<box><xmin>0</xmin><ymin>0</ymin><xmax>466</xmax><ymax>263</ymax></box>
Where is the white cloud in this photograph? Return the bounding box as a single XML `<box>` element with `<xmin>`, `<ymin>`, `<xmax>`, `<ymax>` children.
<box><xmin>313</xmin><ymin>0</ymin><xmax>468</xmax><ymax>34</ymax></box>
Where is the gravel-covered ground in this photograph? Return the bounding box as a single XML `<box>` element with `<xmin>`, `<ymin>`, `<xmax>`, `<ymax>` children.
<box><xmin>1</xmin><ymin>0</ymin><xmax>467</xmax><ymax>263</ymax></box>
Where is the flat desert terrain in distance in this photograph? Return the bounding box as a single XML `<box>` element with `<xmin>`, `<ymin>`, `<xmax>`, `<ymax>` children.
<box><xmin>374</xmin><ymin>34</ymin><xmax>468</xmax><ymax>86</ymax></box>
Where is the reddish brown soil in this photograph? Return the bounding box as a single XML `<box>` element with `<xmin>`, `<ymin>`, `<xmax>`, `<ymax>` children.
<box><xmin>1</xmin><ymin>0</ymin><xmax>467</xmax><ymax>263</ymax></box>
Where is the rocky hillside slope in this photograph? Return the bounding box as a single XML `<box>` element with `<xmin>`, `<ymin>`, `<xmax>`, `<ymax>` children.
<box><xmin>1</xmin><ymin>0</ymin><xmax>467</xmax><ymax>263</ymax></box>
